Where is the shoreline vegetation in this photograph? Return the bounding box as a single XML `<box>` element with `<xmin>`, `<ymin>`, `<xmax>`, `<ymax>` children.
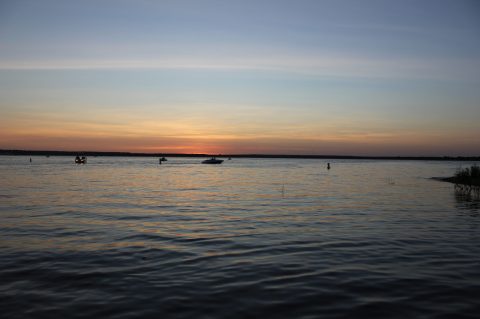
<box><xmin>434</xmin><ymin>165</ymin><xmax>480</xmax><ymax>199</ymax></box>
<box><xmin>434</xmin><ymin>165</ymin><xmax>480</xmax><ymax>187</ymax></box>
<box><xmin>1</xmin><ymin>149</ymin><xmax>479</xmax><ymax>161</ymax></box>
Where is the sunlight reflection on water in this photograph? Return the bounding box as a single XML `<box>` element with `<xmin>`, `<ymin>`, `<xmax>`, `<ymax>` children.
<box><xmin>1</xmin><ymin>156</ymin><xmax>479</xmax><ymax>318</ymax></box>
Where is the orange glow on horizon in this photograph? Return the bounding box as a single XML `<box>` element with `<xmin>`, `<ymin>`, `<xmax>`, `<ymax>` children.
<box><xmin>1</xmin><ymin>128</ymin><xmax>479</xmax><ymax>156</ymax></box>
<box><xmin>1</xmin><ymin>110</ymin><xmax>479</xmax><ymax>156</ymax></box>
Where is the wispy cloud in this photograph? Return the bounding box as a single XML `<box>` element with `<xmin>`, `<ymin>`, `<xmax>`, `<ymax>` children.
<box><xmin>1</xmin><ymin>53</ymin><xmax>477</xmax><ymax>81</ymax></box>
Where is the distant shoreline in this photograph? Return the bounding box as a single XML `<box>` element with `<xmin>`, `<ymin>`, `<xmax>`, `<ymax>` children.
<box><xmin>1</xmin><ymin>149</ymin><xmax>479</xmax><ymax>161</ymax></box>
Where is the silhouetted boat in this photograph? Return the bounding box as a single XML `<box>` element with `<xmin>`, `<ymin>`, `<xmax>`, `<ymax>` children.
<box><xmin>75</xmin><ymin>156</ymin><xmax>87</xmax><ymax>164</ymax></box>
<box><xmin>160</xmin><ymin>157</ymin><xmax>167</xmax><ymax>161</ymax></box>
<box><xmin>202</xmin><ymin>157</ymin><xmax>223</xmax><ymax>164</ymax></box>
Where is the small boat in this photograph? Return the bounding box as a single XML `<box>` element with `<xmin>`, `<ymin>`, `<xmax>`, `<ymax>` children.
<box><xmin>160</xmin><ymin>157</ymin><xmax>167</xmax><ymax>162</ymax></box>
<box><xmin>75</xmin><ymin>156</ymin><xmax>87</xmax><ymax>164</ymax></box>
<box><xmin>202</xmin><ymin>157</ymin><xmax>223</xmax><ymax>164</ymax></box>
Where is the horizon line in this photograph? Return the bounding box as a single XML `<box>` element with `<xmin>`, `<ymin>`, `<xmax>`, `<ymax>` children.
<box><xmin>1</xmin><ymin>149</ymin><xmax>479</xmax><ymax>161</ymax></box>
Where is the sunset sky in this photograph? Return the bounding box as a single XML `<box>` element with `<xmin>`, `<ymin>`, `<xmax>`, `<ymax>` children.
<box><xmin>1</xmin><ymin>0</ymin><xmax>479</xmax><ymax>155</ymax></box>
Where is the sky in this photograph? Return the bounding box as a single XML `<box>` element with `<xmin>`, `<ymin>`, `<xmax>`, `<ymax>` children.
<box><xmin>0</xmin><ymin>0</ymin><xmax>479</xmax><ymax>156</ymax></box>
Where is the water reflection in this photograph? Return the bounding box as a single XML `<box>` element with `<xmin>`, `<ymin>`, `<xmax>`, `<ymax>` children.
<box><xmin>2</xmin><ymin>157</ymin><xmax>480</xmax><ymax>319</ymax></box>
<box><xmin>454</xmin><ymin>188</ymin><xmax>480</xmax><ymax>214</ymax></box>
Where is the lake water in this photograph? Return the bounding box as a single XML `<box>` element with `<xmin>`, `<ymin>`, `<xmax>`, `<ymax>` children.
<box><xmin>1</xmin><ymin>156</ymin><xmax>479</xmax><ymax>318</ymax></box>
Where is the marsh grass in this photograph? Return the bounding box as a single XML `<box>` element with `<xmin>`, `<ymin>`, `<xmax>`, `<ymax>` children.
<box><xmin>453</xmin><ymin>165</ymin><xmax>480</xmax><ymax>195</ymax></box>
<box><xmin>455</xmin><ymin>165</ymin><xmax>480</xmax><ymax>181</ymax></box>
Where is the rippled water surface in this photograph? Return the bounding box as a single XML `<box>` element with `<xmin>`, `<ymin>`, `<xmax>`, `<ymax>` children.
<box><xmin>1</xmin><ymin>156</ymin><xmax>479</xmax><ymax>318</ymax></box>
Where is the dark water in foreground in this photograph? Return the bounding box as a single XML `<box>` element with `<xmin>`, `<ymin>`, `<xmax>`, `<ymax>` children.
<box><xmin>1</xmin><ymin>156</ymin><xmax>479</xmax><ymax>318</ymax></box>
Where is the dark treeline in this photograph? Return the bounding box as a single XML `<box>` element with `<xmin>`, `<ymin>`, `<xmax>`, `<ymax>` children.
<box><xmin>1</xmin><ymin>149</ymin><xmax>479</xmax><ymax>161</ymax></box>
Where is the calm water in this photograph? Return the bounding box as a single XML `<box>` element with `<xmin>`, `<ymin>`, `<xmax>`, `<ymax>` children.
<box><xmin>1</xmin><ymin>156</ymin><xmax>479</xmax><ymax>318</ymax></box>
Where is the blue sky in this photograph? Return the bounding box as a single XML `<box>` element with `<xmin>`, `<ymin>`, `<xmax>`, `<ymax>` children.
<box><xmin>0</xmin><ymin>0</ymin><xmax>479</xmax><ymax>155</ymax></box>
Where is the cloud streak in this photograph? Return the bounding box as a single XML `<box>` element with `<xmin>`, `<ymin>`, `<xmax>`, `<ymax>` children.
<box><xmin>1</xmin><ymin>53</ymin><xmax>477</xmax><ymax>81</ymax></box>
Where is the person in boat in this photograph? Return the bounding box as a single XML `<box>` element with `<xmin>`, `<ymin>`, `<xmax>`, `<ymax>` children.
<box><xmin>327</xmin><ymin>163</ymin><xmax>331</xmax><ymax>170</ymax></box>
<box><xmin>75</xmin><ymin>156</ymin><xmax>86</xmax><ymax>164</ymax></box>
